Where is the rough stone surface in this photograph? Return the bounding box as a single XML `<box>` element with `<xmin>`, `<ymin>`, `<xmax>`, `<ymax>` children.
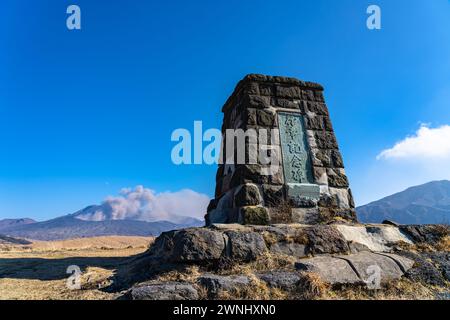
<box><xmin>295</xmin><ymin>256</ymin><xmax>362</xmax><ymax>285</ymax></box>
<box><xmin>338</xmin><ymin>252</ymin><xmax>405</xmax><ymax>282</ymax></box>
<box><xmin>198</xmin><ymin>274</ymin><xmax>250</xmax><ymax>297</ymax></box>
<box><xmin>399</xmin><ymin>251</ymin><xmax>449</xmax><ymax>286</ymax></box>
<box><xmin>131</xmin><ymin>281</ymin><xmax>198</xmax><ymax>300</ymax></box>
<box><xmin>240</xmin><ymin>206</ymin><xmax>270</xmax><ymax>225</ymax></box>
<box><xmin>234</xmin><ymin>184</ymin><xmax>262</xmax><ymax>207</ymax></box>
<box><xmin>269</xmin><ymin>242</ymin><xmax>307</xmax><ymax>258</ymax></box>
<box><xmin>295</xmin><ymin>252</ymin><xmax>414</xmax><ymax>285</ymax></box>
<box><xmin>335</xmin><ymin>224</ymin><xmax>413</xmax><ymax>252</ymax></box>
<box><xmin>258</xmin><ymin>271</ymin><xmax>302</xmax><ymax>291</ymax></box>
<box><xmin>399</xmin><ymin>225</ymin><xmax>449</xmax><ymax>244</ymax></box>
<box><xmin>150</xmin><ymin>228</ymin><xmax>225</xmax><ymax>263</ymax></box>
<box><xmin>305</xmin><ymin>225</ymin><xmax>350</xmax><ymax>255</ymax></box>
<box><xmin>226</xmin><ymin>230</ymin><xmax>267</xmax><ymax>261</ymax></box>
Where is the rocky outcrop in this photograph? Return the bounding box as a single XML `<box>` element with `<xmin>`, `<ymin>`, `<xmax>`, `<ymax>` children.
<box><xmin>257</xmin><ymin>271</ymin><xmax>302</xmax><ymax>291</ymax></box>
<box><xmin>127</xmin><ymin>222</ymin><xmax>449</xmax><ymax>300</ymax></box>
<box><xmin>130</xmin><ymin>281</ymin><xmax>199</xmax><ymax>300</ymax></box>
<box><xmin>198</xmin><ymin>275</ymin><xmax>251</xmax><ymax>298</ymax></box>
<box><xmin>296</xmin><ymin>256</ymin><xmax>361</xmax><ymax>285</ymax></box>
<box><xmin>295</xmin><ymin>252</ymin><xmax>415</xmax><ymax>286</ymax></box>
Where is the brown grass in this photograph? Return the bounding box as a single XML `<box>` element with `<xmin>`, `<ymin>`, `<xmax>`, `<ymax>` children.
<box><xmin>295</xmin><ymin>272</ymin><xmax>329</xmax><ymax>300</ymax></box>
<box><xmin>218</xmin><ymin>251</ymin><xmax>296</xmax><ymax>276</ymax></box>
<box><xmin>324</xmin><ymin>278</ymin><xmax>440</xmax><ymax>300</ymax></box>
<box><xmin>0</xmin><ymin>236</ymin><xmax>152</xmax><ymax>300</ymax></box>
<box><xmin>394</xmin><ymin>235</ymin><xmax>450</xmax><ymax>253</ymax></box>
<box><xmin>216</xmin><ymin>273</ymin><xmax>286</xmax><ymax>300</ymax></box>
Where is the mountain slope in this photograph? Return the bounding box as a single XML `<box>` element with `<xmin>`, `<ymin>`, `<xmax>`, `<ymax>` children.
<box><xmin>0</xmin><ymin>218</ymin><xmax>36</xmax><ymax>231</ymax></box>
<box><xmin>357</xmin><ymin>180</ymin><xmax>450</xmax><ymax>224</ymax></box>
<box><xmin>0</xmin><ymin>215</ymin><xmax>202</xmax><ymax>241</ymax></box>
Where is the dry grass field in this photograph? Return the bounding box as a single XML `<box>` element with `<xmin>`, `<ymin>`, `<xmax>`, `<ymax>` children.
<box><xmin>0</xmin><ymin>236</ymin><xmax>154</xmax><ymax>300</ymax></box>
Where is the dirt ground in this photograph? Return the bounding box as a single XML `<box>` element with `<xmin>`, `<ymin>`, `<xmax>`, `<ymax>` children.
<box><xmin>0</xmin><ymin>236</ymin><xmax>153</xmax><ymax>300</ymax></box>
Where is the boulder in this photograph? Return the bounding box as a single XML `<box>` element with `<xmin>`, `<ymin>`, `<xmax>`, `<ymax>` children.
<box><xmin>240</xmin><ymin>206</ymin><xmax>270</xmax><ymax>225</ymax></box>
<box><xmin>130</xmin><ymin>281</ymin><xmax>198</xmax><ymax>300</ymax></box>
<box><xmin>198</xmin><ymin>274</ymin><xmax>250</xmax><ymax>297</ymax></box>
<box><xmin>400</xmin><ymin>251</ymin><xmax>449</xmax><ymax>286</ymax></box>
<box><xmin>296</xmin><ymin>256</ymin><xmax>361</xmax><ymax>285</ymax></box>
<box><xmin>334</xmin><ymin>224</ymin><xmax>413</xmax><ymax>252</ymax></box>
<box><xmin>295</xmin><ymin>252</ymin><xmax>414</xmax><ymax>285</ymax></box>
<box><xmin>226</xmin><ymin>230</ymin><xmax>267</xmax><ymax>261</ymax></box>
<box><xmin>399</xmin><ymin>225</ymin><xmax>449</xmax><ymax>244</ymax></box>
<box><xmin>338</xmin><ymin>252</ymin><xmax>406</xmax><ymax>283</ymax></box>
<box><xmin>234</xmin><ymin>184</ymin><xmax>262</xmax><ymax>207</ymax></box>
<box><xmin>269</xmin><ymin>242</ymin><xmax>307</xmax><ymax>258</ymax></box>
<box><xmin>258</xmin><ymin>271</ymin><xmax>302</xmax><ymax>291</ymax></box>
<box><xmin>149</xmin><ymin>228</ymin><xmax>225</xmax><ymax>263</ymax></box>
<box><xmin>305</xmin><ymin>225</ymin><xmax>350</xmax><ymax>255</ymax></box>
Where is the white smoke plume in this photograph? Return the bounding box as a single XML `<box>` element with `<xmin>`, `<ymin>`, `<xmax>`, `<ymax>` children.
<box><xmin>75</xmin><ymin>186</ymin><xmax>209</xmax><ymax>223</ymax></box>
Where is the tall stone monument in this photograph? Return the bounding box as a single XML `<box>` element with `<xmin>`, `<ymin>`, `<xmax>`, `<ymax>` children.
<box><xmin>206</xmin><ymin>74</ymin><xmax>357</xmax><ymax>225</ymax></box>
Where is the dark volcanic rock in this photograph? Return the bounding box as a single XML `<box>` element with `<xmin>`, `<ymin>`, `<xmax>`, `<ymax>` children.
<box><xmin>399</xmin><ymin>251</ymin><xmax>449</xmax><ymax>286</ymax></box>
<box><xmin>258</xmin><ymin>271</ymin><xmax>302</xmax><ymax>291</ymax></box>
<box><xmin>234</xmin><ymin>185</ymin><xmax>262</xmax><ymax>207</ymax></box>
<box><xmin>198</xmin><ymin>274</ymin><xmax>250</xmax><ymax>298</ymax></box>
<box><xmin>226</xmin><ymin>230</ymin><xmax>267</xmax><ymax>261</ymax></box>
<box><xmin>150</xmin><ymin>228</ymin><xmax>225</xmax><ymax>263</ymax></box>
<box><xmin>268</xmin><ymin>241</ymin><xmax>307</xmax><ymax>258</ymax></box>
<box><xmin>399</xmin><ymin>225</ymin><xmax>449</xmax><ymax>244</ymax></box>
<box><xmin>240</xmin><ymin>207</ymin><xmax>270</xmax><ymax>225</ymax></box>
<box><xmin>130</xmin><ymin>281</ymin><xmax>198</xmax><ymax>300</ymax></box>
<box><xmin>304</xmin><ymin>225</ymin><xmax>350</xmax><ymax>255</ymax></box>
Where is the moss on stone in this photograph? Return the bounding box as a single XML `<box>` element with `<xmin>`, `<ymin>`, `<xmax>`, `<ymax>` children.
<box><xmin>241</xmin><ymin>207</ymin><xmax>270</xmax><ymax>225</ymax></box>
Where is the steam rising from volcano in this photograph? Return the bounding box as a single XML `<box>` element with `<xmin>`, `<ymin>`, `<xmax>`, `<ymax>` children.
<box><xmin>74</xmin><ymin>186</ymin><xmax>209</xmax><ymax>223</ymax></box>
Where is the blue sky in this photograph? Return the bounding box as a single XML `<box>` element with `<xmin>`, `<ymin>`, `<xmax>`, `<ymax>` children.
<box><xmin>1</xmin><ymin>0</ymin><xmax>449</xmax><ymax>221</ymax></box>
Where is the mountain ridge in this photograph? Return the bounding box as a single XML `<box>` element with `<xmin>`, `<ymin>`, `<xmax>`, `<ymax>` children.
<box><xmin>357</xmin><ymin>180</ymin><xmax>450</xmax><ymax>224</ymax></box>
<box><xmin>0</xmin><ymin>205</ymin><xmax>203</xmax><ymax>241</ymax></box>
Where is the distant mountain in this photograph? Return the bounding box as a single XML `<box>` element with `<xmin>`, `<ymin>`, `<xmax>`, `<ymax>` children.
<box><xmin>0</xmin><ymin>207</ymin><xmax>203</xmax><ymax>241</ymax></box>
<box><xmin>0</xmin><ymin>218</ymin><xmax>36</xmax><ymax>231</ymax></box>
<box><xmin>357</xmin><ymin>180</ymin><xmax>450</xmax><ymax>224</ymax></box>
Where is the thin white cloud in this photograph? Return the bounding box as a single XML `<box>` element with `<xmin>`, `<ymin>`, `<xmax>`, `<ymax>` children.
<box><xmin>75</xmin><ymin>185</ymin><xmax>209</xmax><ymax>223</ymax></box>
<box><xmin>377</xmin><ymin>124</ymin><xmax>450</xmax><ymax>160</ymax></box>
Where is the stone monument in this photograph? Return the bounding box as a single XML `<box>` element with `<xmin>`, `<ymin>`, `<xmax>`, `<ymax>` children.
<box><xmin>206</xmin><ymin>74</ymin><xmax>357</xmax><ymax>225</ymax></box>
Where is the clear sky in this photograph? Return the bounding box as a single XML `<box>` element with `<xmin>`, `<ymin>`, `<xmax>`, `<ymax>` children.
<box><xmin>1</xmin><ymin>0</ymin><xmax>449</xmax><ymax>221</ymax></box>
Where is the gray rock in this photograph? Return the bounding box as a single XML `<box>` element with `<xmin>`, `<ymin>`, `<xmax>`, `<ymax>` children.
<box><xmin>295</xmin><ymin>252</ymin><xmax>414</xmax><ymax>285</ymax></box>
<box><xmin>334</xmin><ymin>224</ymin><xmax>413</xmax><ymax>252</ymax></box>
<box><xmin>348</xmin><ymin>241</ymin><xmax>372</xmax><ymax>254</ymax></box>
<box><xmin>234</xmin><ymin>184</ymin><xmax>262</xmax><ymax>207</ymax></box>
<box><xmin>376</xmin><ymin>252</ymin><xmax>415</xmax><ymax>272</ymax></box>
<box><xmin>295</xmin><ymin>256</ymin><xmax>361</xmax><ymax>285</ymax></box>
<box><xmin>305</xmin><ymin>225</ymin><xmax>350</xmax><ymax>255</ymax></box>
<box><xmin>399</xmin><ymin>225</ymin><xmax>449</xmax><ymax>244</ymax></box>
<box><xmin>258</xmin><ymin>271</ymin><xmax>302</xmax><ymax>291</ymax></box>
<box><xmin>150</xmin><ymin>228</ymin><xmax>225</xmax><ymax>263</ymax></box>
<box><xmin>226</xmin><ymin>230</ymin><xmax>267</xmax><ymax>261</ymax></box>
<box><xmin>171</xmin><ymin>228</ymin><xmax>226</xmax><ymax>262</ymax></box>
<box><xmin>269</xmin><ymin>241</ymin><xmax>307</xmax><ymax>258</ymax></box>
<box><xmin>400</xmin><ymin>251</ymin><xmax>448</xmax><ymax>286</ymax></box>
<box><xmin>198</xmin><ymin>274</ymin><xmax>250</xmax><ymax>297</ymax></box>
<box><xmin>131</xmin><ymin>281</ymin><xmax>198</xmax><ymax>300</ymax></box>
<box><xmin>338</xmin><ymin>252</ymin><xmax>405</xmax><ymax>282</ymax></box>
